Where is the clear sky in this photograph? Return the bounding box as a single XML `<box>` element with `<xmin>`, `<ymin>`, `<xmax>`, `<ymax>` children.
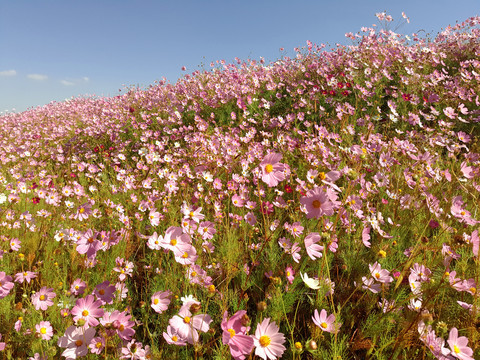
<box><xmin>1</xmin><ymin>0</ymin><xmax>479</xmax><ymax>113</ymax></box>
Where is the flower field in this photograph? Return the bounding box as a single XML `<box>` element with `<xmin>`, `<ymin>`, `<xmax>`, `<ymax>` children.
<box><xmin>0</xmin><ymin>13</ymin><xmax>479</xmax><ymax>359</ymax></box>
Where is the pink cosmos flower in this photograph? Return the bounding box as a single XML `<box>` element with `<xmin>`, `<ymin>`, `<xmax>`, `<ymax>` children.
<box><xmin>93</xmin><ymin>281</ymin><xmax>116</xmax><ymax>305</ymax></box>
<box><xmin>76</xmin><ymin>229</ymin><xmax>101</xmax><ymax>258</ymax></box>
<box><xmin>151</xmin><ymin>290</ymin><xmax>172</xmax><ymax>314</ymax></box>
<box><xmin>447</xmin><ymin>327</ymin><xmax>474</xmax><ymax>360</ymax></box>
<box><xmin>362</xmin><ymin>277</ymin><xmax>381</xmax><ymax>293</ymax></box>
<box><xmin>89</xmin><ymin>337</ymin><xmax>105</xmax><ymax>355</ymax></box>
<box><xmin>221</xmin><ymin>310</ymin><xmax>254</xmax><ymax>360</ymax></box>
<box><xmin>31</xmin><ymin>287</ymin><xmax>56</xmax><ymax>311</ymax></box>
<box><xmin>100</xmin><ymin>310</ymin><xmax>136</xmax><ymax>341</ymax></box>
<box><xmin>163</xmin><ymin>325</ymin><xmax>187</xmax><ymax>346</ymax></box>
<box><xmin>9</xmin><ymin>238</ymin><xmax>21</xmax><ymax>251</ymax></box>
<box><xmin>260</xmin><ymin>153</ymin><xmax>285</xmax><ymax>187</ymax></box>
<box><xmin>198</xmin><ymin>221</ymin><xmax>216</xmax><ymax>240</ymax></box>
<box><xmin>74</xmin><ymin>202</ymin><xmax>92</xmax><ymax>221</ymax></box>
<box><xmin>471</xmin><ymin>229</ymin><xmax>479</xmax><ymax>257</ymax></box>
<box><xmin>285</xmin><ymin>266</ymin><xmax>295</xmax><ymax>284</ymax></box>
<box><xmin>232</xmin><ymin>194</ymin><xmax>245</xmax><ymax>207</ymax></box>
<box><xmin>304</xmin><ymin>232</ymin><xmax>324</xmax><ymax>260</ymax></box>
<box><xmin>146</xmin><ymin>232</ymin><xmax>162</xmax><ymax>250</ymax></box>
<box><xmin>70</xmin><ymin>278</ymin><xmax>87</xmax><ymax>296</ymax></box>
<box><xmin>70</xmin><ymin>295</ymin><xmax>104</xmax><ymax>327</ymax></box>
<box><xmin>58</xmin><ymin>326</ymin><xmax>96</xmax><ymax>359</ymax></box>
<box><xmin>369</xmin><ymin>262</ymin><xmax>393</xmax><ymax>283</ymax></box>
<box><xmin>253</xmin><ymin>318</ymin><xmax>286</xmax><ymax>360</ymax></box>
<box><xmin>36</xmin><ymin>321</ymin><xmax>53</xmax><ymax>340</ymax></box>
<box><xmin>13</xmin><ymin>271</ymin><xmax>36</xmax><ymax>284</ymax></box>
<box><xmin>300</xmin><ymin>187</ymin><xmax>334</xmax><ymax>219</ymax></box>
<box><xmin>312</xmin><ymin>309</ymin><xmax>341</xmax><ymax>334</ymax></box>
<box><xmin>169</xmin><ymin>301</ymin><xmax>212</xmax><ymax>344</ymax></box>
<box><xmin>0</xmin><ymin>272</ymin><xmax>14</xmax><ymax>299</ymax></box>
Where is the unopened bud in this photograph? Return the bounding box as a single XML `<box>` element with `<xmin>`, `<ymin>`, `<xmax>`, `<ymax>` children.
<box><xmin>257</xmin><ymin>301</ymin><xmax>267</xmax><ymax>312</ymax></box>
<box><xmin>308</xmin><ymin>340</ymin><xmax>317</xmax><ymax>350</ymax></box>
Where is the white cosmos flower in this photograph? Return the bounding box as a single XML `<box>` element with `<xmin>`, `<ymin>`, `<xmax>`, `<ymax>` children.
<box><xmin>301</xmin><ymin>273</ymin><xmax>321</xmax><ymax>289</ymax></box>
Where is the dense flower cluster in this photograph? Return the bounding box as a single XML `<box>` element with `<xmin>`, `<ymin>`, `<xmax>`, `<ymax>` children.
<box><xmin>0</xmin><ymin>12</ymin><xmax>479</xmax><ymax>360</ymax></box>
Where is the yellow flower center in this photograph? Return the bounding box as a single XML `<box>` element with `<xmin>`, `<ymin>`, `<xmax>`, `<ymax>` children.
<box><xmin>312</xmin><ymin>200</ymin><xmax>321</xmax><ymax>208</ymax></box>
<box><xmin>259</xmin><ymin>335</ymin><xmax>271</xmax><ymax>347</ymax></box>
<box><xmin>172</xmin><ymin>335</ymin><xmax>178</xmax><ymax>341</ymax></box>
<box><xmin>319</xmin><ymin>172</ymin><xmax>326</xmax><ymax>180</ymax></box>
<box><xmin>286</xmin><ymin>271</ymin><xmax>291</xmax><ymax>276</ymax></box>
<box><xmin>321</xmin><ymin>322</ymin><xmax>328</xmax><ymax>329</ymax></box>
<box><xmin>39</xmin><ymin>295</ymin><xmax>46</xmax><ymax>301</ymax></box>
<box><xmin>265</xmin><ymin>164</ymin><xmax>273</xmax><ymax>173</ymax></box>
<box><xmin>228</xmin><ymin>328</ymin><xmax>236</xmax><ymax>338</ymax></box>
<box><xmin>184</xmin><ymin>316</ymin><xmax>191</xmax><ymax>324</ymax></box>
<box><xmin>182</xmin><ymin>252</ymin><xmax>189</xmax><ymax>258</ymax></box>
<box><xmin>375</xmin><ymin>273</ymin><xmax>380</xmax><ymax>279</ymax></box>
<box><xmin>96</xmin><ymin>342</ymin><xmax>103</xmax><ymax>349</ymax></box>
<box><xmin>170</xmin><ymin>239</ymin><xmax>177</xmax><ymax>246</ymax></box>
<box><xmin>82</xmin><ymin>310</ymin><xmax>89</xmax><ymax>317</ymax></box>
<box><xmin>153</xmin><ymin>298</ymin><xmax>159</xmax><ymax>305</ymax></box>
<box><xmin>454</xmin><ymin>345</ymin><xmax>460</xmax><ymax>354</ymax></box>
<box><xmin>79</xmin><ymin>208</ymin><xmax>85</xmax><ymax>214</ymax></box>
<box><xmin>40</xmin><ymin>327</ymin><xmax>47</xmax><ymax>334</ymax></box>
<box><xmin>119</xmin><ymin>324</ymin><xmax>125</xmax><ymax>331</ymax></box>
<box><xmin>99</xmin><ymin>289</ymin><xmax>105</xmax><ymax>295</ymax></box>
<box><xmin>191</xmin><ymin>271</ymin><xmax>197</xmax><ymax>277</ymax></box>
<box><xmin>470</xmin><ymin>287</ymin><xmax>476</xmax><ymax>294</ymax></box>
<box><xmin>75</xmin><ymin>339</ymin><xmax>83</xmax><ymax>347</ymax></box>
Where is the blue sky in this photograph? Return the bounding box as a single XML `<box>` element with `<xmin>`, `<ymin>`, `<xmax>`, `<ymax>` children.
<box><xmin>1</xmin><ymin>0</ymin><xmax>479</xmax><ymax>113</ymax></box>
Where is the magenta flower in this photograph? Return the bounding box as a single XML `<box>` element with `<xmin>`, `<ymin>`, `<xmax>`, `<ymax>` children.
<box><xmin>35</xmin><ymin>321</ymin><xmax>53</xmax><ymax>340</ymax></box>
<box><xmin>70</xmin><ymin>295</ymin><xmax>104</xmax><ymax>327</ymax></box>
<box><xmin>312</xmin><ymin>309</ymin><xmax>341</xmax><ymax>334</ymax></box>
<box><xmin>0</xmin><ymin>272</ymin><xmax>14</xmax><ymax>298</ymax></box>
<box><xmin>57</xmin><ymin>326</ymin><xmax>96</xmax><ymax>359</ymax></box>
<box><xmin>447</xmin><ymin>327</ymin><xmax>474</xmax><ymax>360</ymax></box>
<box><xmin>89</xmin><ymin>337</ymin><xmax>105</xmax><ymax>355</ymax></box>
<box><xmin>70</xmin><ymin>278</ymin><xmax>87</xmax><ymax>296</ymax></box>
<box><xmin>93</xmin><ymin>281</ymin><xmax>115</xmax><ymax>305</ymax></box>
<box><xmin>260</xmin><ymin>153</ymin><xmax>285</xmax><ymax>187</ymax></box>
<box><xmin>253</xmin><ymin>318</ymin><xmax>286</xmax><ymax>360</ymax></box>
<box><xmin>74</xmin><ymin>202</ymin><xmax>92</xmax><ymax>221</ymax></box>
<box><xmin>300</xmin><ymin>187</ymin><xmax>334</xmax><ymax>219</ymax></box>
<box><xmin>222</xmin><ymin>310</ymin><xmax>254</xmax><ymax>360</ymax></box>
<box><xmin>31</xmin><ymin>287</ymin><xmax>56</xmax><ymax>311</ymax></box>
<box><xmin>151</xmin><ymin>290</ymin><xmax>172</xmax><ymax>314</ymax></box>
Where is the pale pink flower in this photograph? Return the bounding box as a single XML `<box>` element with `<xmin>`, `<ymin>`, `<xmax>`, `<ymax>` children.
<box><xmin>369</xmin><ymin>262</ymin><xmax>393</xmax><ymax>283</ymax></box>
<box><xmin>35</xmin><ymin>321</ymin><xmax>53</xmax><ymax>340</ymax></box>
<box><xmin>31</xmin><ymin>287</ymin><xmax>56</xmax><ymax>311</ymax></box>
<box><xmin>151</xmin><ymin>290</ymin><xmax>172</xmax><ymax>314</ymax></box>
<box><xmin>260</xmin><ymin>153</ymin><xmax>285</xmax><ymax>187</ymax></box>
<box><xmin>300</xmin><ymin>187</ymin><xmax>334</xmax><ymax>219</ymax></box>
<box><xmin>169</xmin><ymin>302</ymin><xmax>212</xmax><ymax>344</ymax></box>
<box><xmin>70</xmin><ymin>295</ymin><xmax>104</xmax><ymax>327</ymax></box>
<box><xmin>253</xmin><ymin>318</ymin><xmax>286</xmax><ymax>360</ymax></box>
<box><xmin>447</xmin><ymin>327</ymin><xmax>474</xmax><ymax>360</ymax></box>
<box><xmin>222</xmin><ymin>310</ymin><xmax>254</xmax><ymax>360</ymax></box>
<box><xmin>312</xmin><ymin>309</ymin><xmax>341</xmax><ymax>333</ymax></box>
<box><xmin>57</xmin><ymin>326</ymin><xmax>96</xmax><ymax>359</ymax></box>
<box><xmin>304</xmin><ymin>232</ymin><xmax>324</xmax><ymax>260</ymax></box>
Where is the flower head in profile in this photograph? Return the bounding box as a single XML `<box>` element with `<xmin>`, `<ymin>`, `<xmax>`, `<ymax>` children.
<box><xmin>260</xmin><ymin>153</ymin><xmax>285</xmax><ymax>187</ymax></box>
<box><xmin>253</xmin><ymin>318</ymin><xmax>286</xmax><ymax>360</ymax></box>
<box><xmin>301</xmin><ymin>272</ymin><xmax>320</xmax><ymax>289</ymax></box>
